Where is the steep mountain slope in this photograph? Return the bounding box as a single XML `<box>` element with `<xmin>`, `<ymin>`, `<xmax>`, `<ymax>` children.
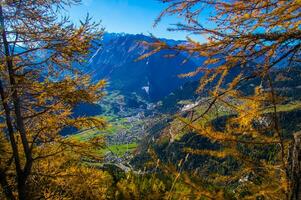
<box><xmin>88</xmin><ymin>33</ymin><xmax>200</xmax><ymax>102</ymax></box>
<box><xmin>68</xmin><ymin>33</ymin><xmax>201</xmax><ymax>137</ymax></box>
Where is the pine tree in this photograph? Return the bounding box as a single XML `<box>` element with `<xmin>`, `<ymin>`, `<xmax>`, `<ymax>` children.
<box><xmin>144</xmin><ymin>0</ymin><xmax>300</xmax><ymax>199</ymax></box>
<box><xmin>0</xmin><ymin>1</ymin><xmax>107</xmax><ymax>199</ymax></box>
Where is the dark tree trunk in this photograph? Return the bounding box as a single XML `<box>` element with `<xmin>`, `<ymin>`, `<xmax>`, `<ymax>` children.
<box><xmin>289</xmin><ymin>132</ymin><xmax>301</xmax><ymax>200</ymax></box>
<box><xmin>0</xmin><ymin>5</ymin><xmax>32</xmax><ymax>200</ymax></box>
<box><xmin>0</xmin><ymin>172</ymin><xmax>15</xmax><ymax>200</ymax></box>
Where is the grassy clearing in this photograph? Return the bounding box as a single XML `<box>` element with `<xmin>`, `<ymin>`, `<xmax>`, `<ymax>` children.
<box><xmin>104</xmin><ymin>143</ymin><xmax>138</xmax><ymax>156</ymax></box>
<box><xmin>70</xmin><ymin>115</ymin><xmax>132</xmax><ymax>141</ymax></box>
<box><xmin>273</xmin><ymin>101</ymin><xmax>301</xmax><ymax>112</ymax></box>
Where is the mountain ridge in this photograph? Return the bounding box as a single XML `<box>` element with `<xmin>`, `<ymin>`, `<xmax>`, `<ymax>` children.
<box><xmin>87</xmin><ymin>32</ymin><xmax>201</xmax><ymax>102</ymax></box>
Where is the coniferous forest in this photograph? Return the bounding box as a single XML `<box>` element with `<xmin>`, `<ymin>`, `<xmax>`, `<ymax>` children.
<box><xmin>0</xmin><ymin>0</ymin><xmax>300</xmax><ymax>199</ymax></box>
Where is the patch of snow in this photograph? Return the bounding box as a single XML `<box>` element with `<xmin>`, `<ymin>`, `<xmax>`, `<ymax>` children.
<box><xmin>88</xmin><ymin>46</ymin><xmax>102</xmax><ymax>64</ymax></box>
<box><xmin>181</xmin><ymin>101</ymin><xmax>201</xmax><ymax>112</ymax></box>
<box><xmin>142</xmin><ymin>86</ymin><xmax>150</xmax><ymax>95</ymax></box>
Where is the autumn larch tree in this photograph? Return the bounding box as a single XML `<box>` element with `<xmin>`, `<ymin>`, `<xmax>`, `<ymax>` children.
<box><xmin>142</xmin><ymin>0</ymin><xmax>300</xmax><ymax>199</ymax></box>
<box><xmin>0</xmin><ymin>1</ymin><xmax>108</xmax><ymax>199</ymax></box>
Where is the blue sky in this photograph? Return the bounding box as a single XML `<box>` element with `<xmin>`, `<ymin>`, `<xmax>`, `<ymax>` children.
<box><xmin>66</xmin><ymin>0</ymin><xmax>191</xmax><ymax>40</ymax></box>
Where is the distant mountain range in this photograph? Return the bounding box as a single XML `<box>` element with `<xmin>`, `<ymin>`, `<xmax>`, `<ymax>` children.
<box><xmin>63</xmin><ymin>33</ymin><xmax>201</xmax><ymax>135</ymax></box>
<box><xmin>81</xmin><ymin>32</ymin><xmax>300</xmax><ymax>115</ymax></box>
<box><xmin>87</xmin><ymin>33</ymin><xmax>201</xmax><ymax>102</ymax></box>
